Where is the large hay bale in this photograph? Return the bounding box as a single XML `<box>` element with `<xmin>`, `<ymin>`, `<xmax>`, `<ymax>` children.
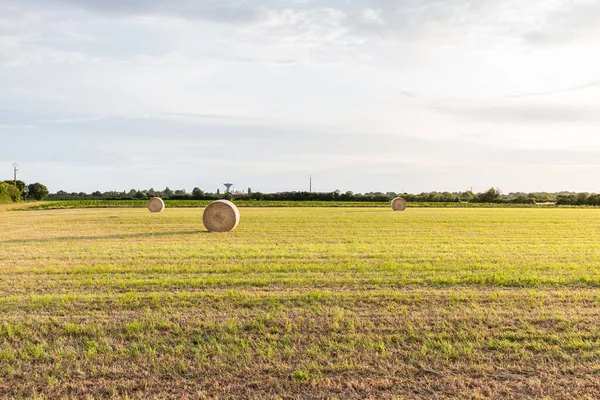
<box><xmin>203</xmin><ymin>200</ymin><xmax>240</xmax><ymax>232</ymax></box>
<box><xmin>391</xmin><ymin>197</ymin><xmax>407</xmax><ymax>211</ymax></box>
<box><xmin>147</xmin><ymin>197</ymin><xmax>165</xmax><ymax>213</ymax></box>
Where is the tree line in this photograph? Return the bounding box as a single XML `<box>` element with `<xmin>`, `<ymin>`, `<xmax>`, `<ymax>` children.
<box><xmin>5</xmin><ymin>180</ymin><xmax>600</xmax><ymax>206</ymax></box>
<box><xmin>43</xmin><ymin>186</ymin><xmax>600</xmax><ymax>205</ymax></box>
<box><xmin>0</xmin><ymin>180</ymin><xmax>49</xmax><ymax>204</ymax></box>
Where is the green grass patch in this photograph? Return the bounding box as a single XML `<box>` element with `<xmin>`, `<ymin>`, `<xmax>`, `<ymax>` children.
<box><xmin>1</xmin><ymin>207</ymin><xmax>600</xmax><ymax>398</ymax></box>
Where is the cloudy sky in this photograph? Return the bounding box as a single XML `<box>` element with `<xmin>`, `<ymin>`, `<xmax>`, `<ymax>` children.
<box><xmin>1</xmin><ymin>0</ymin><xmax>599</xmax><ymax>194</ymax></box>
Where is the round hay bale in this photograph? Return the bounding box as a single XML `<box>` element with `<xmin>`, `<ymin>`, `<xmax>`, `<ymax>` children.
<box><xmin>203</xmin><ymin>200</ymin><xmax>240</xmax><ymax>232</ymax></box>
<box><xmin>147</xmin><ymin>197</ymin><xmax>165</xmax><ymax>213</ymax></box>
<box><xmin>391</xmin><ymin>197</ymin><xmax>407</xmax><ymax>211</ymax></box>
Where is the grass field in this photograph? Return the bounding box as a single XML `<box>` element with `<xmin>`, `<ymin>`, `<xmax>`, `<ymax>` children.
<box><xmin>15</xmin><ymin>200</ymin><xmax>391</xmax><ymax>210</ymax></box>
<box><xmin>13</xmin><ymin>199</ymin><xmax>560</xmax><ymax>211</ymax></box>
<box><xmin>1</xmin><ymin>207</ymin><xmax>600</xmax><ymax>398</ymax></box>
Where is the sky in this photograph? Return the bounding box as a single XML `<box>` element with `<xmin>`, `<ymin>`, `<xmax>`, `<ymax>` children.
<box><xmin>1</xmin><ymin>0</ymin><xmax>599</xmax><ymax>194</ymax></box>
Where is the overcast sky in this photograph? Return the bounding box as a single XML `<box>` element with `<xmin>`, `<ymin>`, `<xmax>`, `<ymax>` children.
<box><xmin>1</xmin><ymin>0</ymin><xmax>599</xmax><ymax>194</ymax></box>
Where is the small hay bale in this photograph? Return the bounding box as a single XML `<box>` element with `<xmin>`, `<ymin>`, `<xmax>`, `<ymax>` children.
<box><xmin>203</xmin><ymin>200</ymin><xmax>240</xmax><ymax>232</ymax></box>
<box><xmin>147</xmin><ymin>197</ymin><xmax>165</xmax><ymax>213</ymax></box>
<box><xmin>391</xmin><ymin>197</ymin><xmax>407</xmax><ymax>211</ymax></box>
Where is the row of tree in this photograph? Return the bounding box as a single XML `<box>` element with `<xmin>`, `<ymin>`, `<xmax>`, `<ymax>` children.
<box><xmin>49</xmin><ymin>187</ymin><xmax>212</xmax><ymax>201</ymax></box>
<box><xmin>556</xmin><ymin>193</ymin><xmax>600</xmax><ymax>206</ymax></box>
<box><xmin>43</xmin><ymin>186</ymin><xmax>600</xmax><ymax>205</ymax></box>
<box><xmin>5</xmin><ymin>180</ymin><xmax>600</xmax><ymax>206</ymax></box>
<box><xmin>0</xmin><ymin>180</ymin><xmax>49</xmax><ymax>204</ymax></box>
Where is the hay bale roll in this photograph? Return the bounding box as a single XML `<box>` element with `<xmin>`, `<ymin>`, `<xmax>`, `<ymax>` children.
<box><xmin>391</xmin><ymin>197</ymin><xmax>407</xmax><ymax>211</ymax></box>
<box><xmin>203</xmin><ymin>200</ymin><xmax>240</xmax><ymax>232</ymax></box>
<box><xmin>147</xmin><ymin>197</ymin><xmax>165</xmax><ymax>213</ymax></box>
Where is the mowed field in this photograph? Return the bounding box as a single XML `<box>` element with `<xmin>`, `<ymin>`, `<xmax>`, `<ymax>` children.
<box><xmin>1</xmin><ymin>207</ymin><xmax>600</xmax><ymax>399</ymax></box>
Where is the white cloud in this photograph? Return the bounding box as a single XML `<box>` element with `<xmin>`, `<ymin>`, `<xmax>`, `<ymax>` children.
<box><xmin>523</xmin><ymin>1</ymin><xmax>600</xmax><ymax>46</ymax></box>
<box><xmin>359</xmin><ymin>8</ymin><xmax>384</xmax><ymax>26</ymax></box>
<box><xmin>1</xmin><ymin>0</ymin><xmax>599</xmax><ymax>192</ymax></box>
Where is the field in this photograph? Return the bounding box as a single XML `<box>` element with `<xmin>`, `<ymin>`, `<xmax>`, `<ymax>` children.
<box><xmin>13</xmin><ymin>199</ymin><xmax>559</xmax><ymax>211</ymax></box>
<box><xmin>1</xmin><ymin>207</ymin><xmax>600</xmax><ymax>398</ymax></box>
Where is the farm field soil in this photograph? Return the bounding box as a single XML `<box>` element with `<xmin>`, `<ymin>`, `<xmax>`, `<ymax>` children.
<box><xmin>1</xmin><ymin>207</ymin><xmax>600</xmax><ymax>399</ymax></box>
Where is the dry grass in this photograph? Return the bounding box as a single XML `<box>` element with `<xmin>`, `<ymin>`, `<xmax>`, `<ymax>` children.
<box><xmin>0</xmin><ymin>202</ymin><xmax>42</xmax><ymax>213</ymax></box>
<box><xmin>1</xmin><ymin>207</ymin><xmax>600</xmax><ymax>399</ymax></box>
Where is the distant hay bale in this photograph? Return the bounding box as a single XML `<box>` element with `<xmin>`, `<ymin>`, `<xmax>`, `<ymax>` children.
<box><xmin>147</xmin><ymin>197</ymin><xmax>165</xmax><ymax>213</ymax></box>
<box><xmin>391</xmin><ymin>197</ymin><xmax>407</xmax><ymax>211</ymax></box>
<box><xmin>203</xmin><ymin>200</ymin><xmax>240</xmax><ymax>232</ymax></box>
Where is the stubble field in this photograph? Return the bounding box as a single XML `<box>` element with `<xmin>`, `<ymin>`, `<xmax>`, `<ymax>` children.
<box><xmin>1</xmin><ymin>207</ymin><xmax>600</xmax><ymax>399</ymax></box>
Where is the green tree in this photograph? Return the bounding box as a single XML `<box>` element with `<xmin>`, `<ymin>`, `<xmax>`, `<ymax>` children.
<box><xmin>477</xmin><ymin>187</ymin><xmax>501</xmax><ymax>203</ymax></box>
<box><xmin>27</xmin><ymin>182</ymin><xmax>49</xmax><ymax>200</ymax></box>
<box><xmin>192</xmin><ymin>187</ymin><xmax>204</xmax><ymax>199</ymax></box>
<box><xmin>575</xmin><ymin>192</ymin><xmax>589</xmax><ymax>205</ymax></box>
<box><xmin>0</xmin><ymin>182</ymin><xmax>22</xmax><ymax>203</ymax></box>
<box><xmin>459</xmin><ymin>191</ymin><xmax>475</xmax><ymax>202</ymax></box>
<box><xmin>512</xmin><ymin>194</ymin><xmax>534</xmax><ymax>204</ymax></box>
<box><xmin>3</xmin><ymin>180</ymin><xmax>26</xmax><ymax>194</ymax></box>
<box><xmin>536</xmin><ymin>192</ymin><xmax>553</xmax><ymax>202</ymax></box>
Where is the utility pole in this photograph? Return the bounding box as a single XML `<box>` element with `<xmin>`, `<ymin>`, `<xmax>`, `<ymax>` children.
<box><xmin>309</xmin><ymin>176</ymin><xmax>313</xmax><ymax>193</ymax></box>
<box><xmin>12</xmin><ymin>163</ymin><xmax>18</xmax><ymax>187</ymax></box>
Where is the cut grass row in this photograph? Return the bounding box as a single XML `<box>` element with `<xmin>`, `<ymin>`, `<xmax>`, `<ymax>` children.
<box><xmin>2</xmin><ymin>208</ymin><xmax>600</xmax><ymax>292</ymax></box>
<box><xmin>2</xmin><ymin>207</ymin><xmax>600</xmax><ymax>398</ymax></box>
<box><xmin>2</xmin><ymin>288</ymin><xmax>600</xmax><ymax>398</ymax></box>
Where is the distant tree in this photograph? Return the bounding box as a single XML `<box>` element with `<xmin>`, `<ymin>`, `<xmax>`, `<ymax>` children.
<box><xmin>437</xmin><ymin>192</ymin><xmax>458</xmax><ymax>202</ymax></box>
<box><xmin>3</xmin><ymin>180</ymin><xmax>26</xmax><ymax>194</ymax></box>
<box><xmin>340</xmin><ymin>191</ymin><xmax>354</xmax><ymax>201</ymax></box>
<box><xmin>248</xmin><ymin>187</ymin><xmax>252</xmax><ymax>195</ymax></box>
<box><xmin>477</xmin><ymin>187</ymin><xmax>501</xmax><ymax>203</ymax></box>
<box><xmin>134</xmin><ymin>191</ymin><xmax>146</xmax><ymax>199</ymax></box>
<box><xmin>556</xmin><ymin>195</ymin><xmax>575</xmax><ymax>205</ymax></box>
<box><xmin>92</xmin><ymin>191</ymin><xmax>102</xmax><ymax>197</ymax></box>
<box><xmin>511</xmin><ymin>195</ymin><xmax>535</xmax><ymax>204</ymax></box>
<box><xmin>587</xmin><ymin>193</ymin><xmax>600</xmax><ymax>206</ymax></box>
<box><xmin>0</xmin><ymin>182</ymin><xmax>11</xmax><ymax>204</ymax></box>
<box><xmin>163</xmin><ymin>187</ymin><xmax>173</xmax><ymax>197</ymax></box>
<box><xmin>216</xmin><ymin>189</ymin><xmax>220</xmax><ymax>195</ymax></box>
<box><xmin>0</xmin><ymin>182</ymin><xmax>22</xmax><ymax>203</ymax></box>
<box><xmin>459</xmin><ymin>191</ymin><xmax>475</xmax><ymax>202</ymax></box>
<box><xmin>192</xmin><ymin>187</ymin><xmax>204</xmax><ymax>199</ymax></box>
<box><xmin>529</xmin><ymin>192</ymin><xmax>553</xmax><ymax>202</ymax></box>
<box><xmin>27</xmin><ymin>182</ymin><xmax>49</xmax><ymax>201</ymax></box>
<box><xmin>575</xmin><ymin>192</ymin><xmax>589</xmax><ymax>205</ymax></box>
